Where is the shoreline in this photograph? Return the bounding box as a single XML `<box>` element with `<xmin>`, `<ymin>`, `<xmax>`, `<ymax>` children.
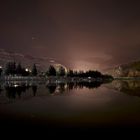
<box><xmin>114</xmin><ymin>77</ymin><xmax>140</xmax><ymax>80</ymax></box>
<box><xmin>1</xmin><ymin>76</ymin><xmax>140</xmax><ymax>82</ymax></box>
<box><xmin>0</xmin><ymin>76</ymin><xmax>112</xmax><ymax>83</ymax></box>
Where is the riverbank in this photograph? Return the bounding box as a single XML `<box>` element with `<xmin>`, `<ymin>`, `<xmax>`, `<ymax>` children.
<box><xmin>0</xmin><ymin>76</ymin><xmax>113</xmax><ymax>83</ymax></box>
<box><xmin>114</xmin><ymin>77</ymin><xmax>140</xmax><ymax>80</ymax></box>
<box><xmin>0</xmin><ymin>76</ymin><xmax>45</xmax><ymax>81</ymax></box>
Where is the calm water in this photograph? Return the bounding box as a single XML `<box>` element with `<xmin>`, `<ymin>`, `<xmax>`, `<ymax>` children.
<box><xmin>0</xmin><ymin>80</ymin><xmax>140</xmax><ymax>129</ymax></box>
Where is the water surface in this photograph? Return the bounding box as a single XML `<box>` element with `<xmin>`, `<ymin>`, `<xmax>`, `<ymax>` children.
<box><xmin>0</xmin><ymin>80</ymin><xmax>140</xmax><ymax>129</ymax></box>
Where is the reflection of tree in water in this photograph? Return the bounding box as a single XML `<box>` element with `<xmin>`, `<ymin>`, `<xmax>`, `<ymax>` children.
<box><xmin>58</xmin><ymin>83</ymin><xmax>65</xmax><ymax>93</ymax></box>
<box><xmin>32</xmin><ymin>86</ymin><xmax>37</xmax><ymax>96</ymax></box>
<box><xmin>67</xmin><ymin>82</ymin><xmax>74</xmax><ymax>90</ymax></box>
<box><xmin>5</xmin><ymin>87</ymin><xmax>17</xmax><ymax>99</ymax></box>
<box><xmin>5</xmin><ymin>85</ymin><xmax>30</xmax><ymax>99</ymax></box>
<box><xmin>0</xmin><ymin>85</ymin><xmax>3</xmax><ymax>94</ymax></box>
<box><xmin>111</xmin><ymin>80</ymin><xmax>140</xmax><ymax>97</ymax></box>
<box><xmin>3</xmin><ymin>81</ymin><xmax>105</xmax><ymax>98</ymax></box>
<box><xmin>120</xmin><ymin>81</ymin><xmax>140</xmax><ymax>97</ymax></box>
<box><xmin>75</xmin><ymin>82</ymin><xmax>102</xmax><ymax>89</ymax></box>
<box><xmin>45</xmin><ymin>82</ymin><xmax>103</xmax><ymax>94</ymax></box>
<box><xmin>66</xmin><ymin>82</ymin><xmax>102</xmax><ymax>90</ymax></box>
<box><xmin>46</xmin><ymin>84</ymin><xmax>57</xmax><ymax>94</ymax></box>
<box><xmin>16</xmin><ymin>87</ymin><xmax>22</xmax><ymax>97</ymax></box>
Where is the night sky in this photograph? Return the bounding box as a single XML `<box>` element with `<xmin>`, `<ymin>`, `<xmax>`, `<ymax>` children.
<box><xmin>0</xmin><ymin>0</ymin><xmax>140</xmax><ymax>70</ymax></box>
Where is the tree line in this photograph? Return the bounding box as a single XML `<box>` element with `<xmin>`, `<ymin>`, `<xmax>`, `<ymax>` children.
<box><xmin>0</xmin><ymin>62</ymin><xmax>113</xmax><ymax>79</ymax></box>
<box><xmin>46</xmin><ymin>65</ymin><xmax>113</xmax><ymax>79</ymax></box>
<box><xmin>1</xmin><ymin>62</ymin><xmax>37</xmax><ymax>76</ymax></box>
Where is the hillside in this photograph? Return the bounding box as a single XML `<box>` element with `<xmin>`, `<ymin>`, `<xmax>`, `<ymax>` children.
<box><xmin>105</xmin><ymin>60</ymin><xmax>140</xmax><ymax>77</ymax></box>
<box><xmin>0</xmin><ymin>49</ymin><xmax>67</xmax><ymax>72</ymax></box>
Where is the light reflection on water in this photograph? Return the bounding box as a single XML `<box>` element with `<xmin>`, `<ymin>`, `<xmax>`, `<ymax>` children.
<box><xmin>0</xmin><ymin>80</ymin><xmax>140</xmax><ymax>127</ymax></box>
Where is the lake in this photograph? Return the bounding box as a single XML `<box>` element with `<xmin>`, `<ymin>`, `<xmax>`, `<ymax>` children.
<box><xmin>0</xmin><ymin>80</ymin><xmax>140</xmax><ymax>130</ymax></box>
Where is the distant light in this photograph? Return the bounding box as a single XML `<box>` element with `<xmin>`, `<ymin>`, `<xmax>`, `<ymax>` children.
<box><xmin>25</xmin><ymin>68</ymin><xmax>29</xmax><ymax>72</ymax></box>
<box><xmin>14</xmin><ymin>84</ymin><xmax>18</xmax><ymax>87</ymax></box>
<box><xmin>0</xmin><ymin>66</ymin><xmax>2</xmax><ymax>69</ymax></box>
<box><xmin>88</xmin><ymin>77</ymin><xmax>91</xmax><ymax>79</ymax></box>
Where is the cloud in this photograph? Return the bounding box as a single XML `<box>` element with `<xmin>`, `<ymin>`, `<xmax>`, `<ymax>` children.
<box><xmin>0</xmin><ymin>0</ymin><xmax>140</xmax><ymax>70</ymax></box>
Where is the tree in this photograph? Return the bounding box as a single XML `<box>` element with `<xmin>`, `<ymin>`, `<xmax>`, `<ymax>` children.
<box><xmin>16</xmin><ymin>63</ymin><xmax>22</xmax><ymax>76</ymax></box>
<box><xmin>0</xmin><ymin>67</ymin><xmax>2</xmax><ymax>76</ymax></box>
<box><xmin>31</xmin><ymin>64</ymin><xmax>37</xmax><ymax>76</ymax></box>
<box><xmin>22</xmin><ymin>68</ymin><xmax>30</xmax><ymax>76</ymax></box>
<box><xmin>5</xmin><ymin>63</ymin><xmax>10</xmax><ymax>75</ymax></box>
<box><xmin>58</xmin><ymin>66</ymin><xmax>65</xmax><ymax>76</ymax></box>
<box><xmin>67</xmin><ymin>69</ymin><xmax>74</xmax><ymax>77</ymax></box>
<box><xmin>47</xmin><ymin>65</ymin><xmax>56</xmax><ymax>76</ymax></box>
<box><xmin>73</xmin><ymin>70</ymin><xmax>78</xmax><ymax>77</ymax></box>
<box><xmin>5</xmin><ymin>62</ymin><xmax>16</xmax><ymax>75</ymax></box>
<box><xmin>12</xmin><ymin>62</ymin><xmax>16</xmax><ymax>75</ymax></box>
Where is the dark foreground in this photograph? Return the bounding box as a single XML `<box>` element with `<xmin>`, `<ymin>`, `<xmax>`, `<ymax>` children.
<box><xmin>1</xmin><ymin>117</ymin><xmax>140</xmax><ymax>137</ymax></box>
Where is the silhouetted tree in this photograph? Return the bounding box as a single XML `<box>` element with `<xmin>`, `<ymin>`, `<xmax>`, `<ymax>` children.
<box><xmin>78</xmin><ymin>70</ymin><xmax>84</xmax><ymax>77</ymax></box>
<box><xmin>67</xmin><ymin>69</ymin><xmax>74</xmax><ymax>77</ymax></box>
<box><xmin>16</xmin><ymin>63</ymin><xmax>22</xmax><ymax>76</ymax></box>
<box><xmin>0</xmin><ymin>67</ymin><xmax>3</xmax><ymax>76</ymax></box>
<box><xmin>5</xmin><ymin>63</ymin><xmax>10</xmax><ymax>75</ymax></box>
<box><xmin>58</xmin><ymin>66</ymin><xmax>65</xmax><ymax>76</ymax></box>
<box><xmin>47</xmin><ymin>65</ymin><xmax>56</xmax><ymax>76</ymax></box>
<box><xmin>22</xmin><ymin>69</ymin><xmax>30</xmax><ymax>76</ymax></box>
<box><xmin>31</xmin><ymin>64</ymin><xmax>37</xmax><ymax>76</ymax></box>
<box><xmin>73</xmin><ymin>71</ymin><xmax>78</xmax><ymax>77</ymax></box>
<box><xmin>11</xmin><ymin>62</ymin><xmax>16</xmax><ymax>75</ymax></box>
<box><xmin>5</xmin><ymin>62</ymin><xmax>16</xmax><ymax>75</ymax></box>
